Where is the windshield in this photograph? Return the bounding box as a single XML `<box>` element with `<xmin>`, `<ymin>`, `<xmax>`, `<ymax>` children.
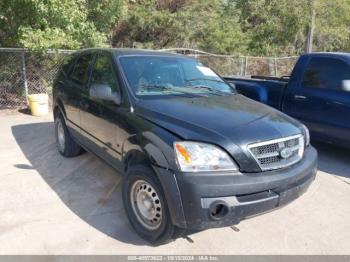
<box><xmin>119</xmin><ymin>56</ymin><xmax>234</xmax><ymax>97</ymax></box>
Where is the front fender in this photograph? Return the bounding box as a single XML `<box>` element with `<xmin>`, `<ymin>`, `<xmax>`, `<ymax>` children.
<box><xmin>121</xmin><ymin>130</ymin><xmax>187</xmax><ymax>228</ymax></box>
<box><xmin>121</xmin><ymin>133</ymin><xmax>170</xmax><ymax>169</ymax></box>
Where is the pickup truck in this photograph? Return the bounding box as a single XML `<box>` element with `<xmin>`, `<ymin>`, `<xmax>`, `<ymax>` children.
<box><xmin>53</xmin><ymin>48</ymin><xmax>317</xmax><ymax>244</ymax></box>
<box><xmin>224</xmin><ymin>52</ymin><xmax>350</xmax><ymax>149</ymax></box>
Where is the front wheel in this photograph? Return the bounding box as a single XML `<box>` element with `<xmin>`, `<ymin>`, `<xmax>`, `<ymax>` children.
<box><xmin>122</xmin><ymin>164</ymin><xmax>181</xmax><ymax>245</ymax></box>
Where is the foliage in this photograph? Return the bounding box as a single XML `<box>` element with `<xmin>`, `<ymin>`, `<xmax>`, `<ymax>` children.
<box><xmin>0</xmin><ymin>0</ymin><xmax>123</xmax><ymax>50</ymax></box>
<box><xmin>112</xmin><ymin>0</ymin><xmax>248</xmax><ymax>54</ymax></box>
<box><xmin>314</xmin><ymin>0</ymin><xmax>350</xmax><ymax>52</ymax></box>
<box><xmin>235</xmin><ymin>0</ymin><xmax>310</xmax><ymax>56</ymax></box>
<box><xmin>1</xmin><ymin>0</ymin><xmax>350</xmax><ymax>55</ymax></box>
<box><xmin>235</xmin><ymin>0</ymin><xmax>350</xmax><ymax>55</ymax></box>
<box><xmin>86</xmin><ymin>0</ymin><xmax>124</xmax><ymax>34</ymax></box>
<box><xmin>113</xmin><ymin>0</ymin><xmax>350</xmax><ymax>56</ymax></box>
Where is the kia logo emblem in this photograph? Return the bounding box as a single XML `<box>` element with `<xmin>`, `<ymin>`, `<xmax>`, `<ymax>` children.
<box><xmin>280</xmin><ymin>148</ymin><xmax>293</xmax><ymax>159</ymax></box>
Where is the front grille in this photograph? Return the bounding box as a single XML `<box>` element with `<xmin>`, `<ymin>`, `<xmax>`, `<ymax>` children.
<box><xmin>248</xmin><ymin>134</ymin><xmax>304</xmax><ymax>171</ymax></box>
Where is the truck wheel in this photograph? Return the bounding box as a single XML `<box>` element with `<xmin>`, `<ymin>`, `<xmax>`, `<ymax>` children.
<box><xmin>122</xmin><ymin>164</ymin><xmax>179</xmax><ymax>245</ymax></box>
<box><xmin>55</xmin><ymin>114</ymin><xmax>83</xmax><ymax>157</ymax></box>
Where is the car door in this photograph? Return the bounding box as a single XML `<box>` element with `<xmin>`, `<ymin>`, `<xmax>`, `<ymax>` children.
<box><xmin>326</xmin><ymin>86</ymin><xmax>350</xmax><ymax>146</ymax></box>
<box><xmin>309</xmin><ymin>58</ymin><xmax>350</xmax><ymax>146</ymax></box>
<box><xmin>64</xmin><ymin>52</ymin><xmax>94</xmax><ymax>131</ymax></box>
<box><xmin>79</xmin><ymin>51</ymin><xmax>124</xmax><ymax>169</ymax></box>
<box><xmin>284</xmin><ymin>56</ymin><xmax>350</xmax><ymax>144</ymax></box>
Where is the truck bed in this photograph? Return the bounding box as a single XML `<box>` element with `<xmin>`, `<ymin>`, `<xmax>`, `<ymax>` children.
<box><xmin>224</xmin><ymin>76</ymin><xmax>288</xmax><ymax>110</ymax></box>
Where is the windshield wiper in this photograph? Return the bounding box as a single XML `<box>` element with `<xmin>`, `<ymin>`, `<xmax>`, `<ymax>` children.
<box><xmin>185</xmin><ymin>85</ymin><xmax>230</xmax><ymax>95</ymax></box>
<box><xmin>185</xmin><ymin>78</ymin><xmax>225</xmax><ymax>84</ymax></box>
<box><xmin>140</xmin><ymin>84</ymin><xmax>172</xmax><ymax>90</ymax></box>
<box><xmin>139</xmin><ymin>83</ymin><xmax>230</xmax><ymax>96</ymax></box>
<box><xmin>139</xmin><ymin>84</ymin><xmax>189</xmax><ymax>95</ymax></box>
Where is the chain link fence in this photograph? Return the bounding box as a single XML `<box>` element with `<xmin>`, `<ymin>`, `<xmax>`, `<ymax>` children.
<box><xmin>0</xmin><ymin>48</ymin><xmax>71</xmax><ymax>109</ymax></box>
<box><xmin>0</xmin><ymin>48</ymin><xmax>298</xmax><ymax>109</ymax></box>
<box><xmin>165</xmin><ymin>48</ymin><xmax>298</xmax><ymax>77</ymax></box>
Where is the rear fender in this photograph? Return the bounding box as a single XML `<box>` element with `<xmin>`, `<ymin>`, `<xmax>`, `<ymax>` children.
<box><xmin>237</xmin><ymin>82</ymin><xmax>268</xmax><ymax>103</ymax></box>
<box><xmin>53</xmin><ymin>98</ymin><xmax>67</xmax><ymax>119</ymax></box>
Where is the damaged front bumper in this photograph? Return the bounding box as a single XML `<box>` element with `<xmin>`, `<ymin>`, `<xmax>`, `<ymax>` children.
<box><xmin>170</xmin><ymin>146</ymin><xmax>318</xmax><ymax>230</ymax></box>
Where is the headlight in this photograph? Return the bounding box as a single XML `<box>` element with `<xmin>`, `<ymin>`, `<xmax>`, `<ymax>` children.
<box><xmin>174</xmin><ymin>142</ymin><xmax>239</xmax><ymax>172</ymax></box>
<box><xmin>301</xmin><ymin>124</ymin><xmax>310</xmax><ymax>146</ymax></box>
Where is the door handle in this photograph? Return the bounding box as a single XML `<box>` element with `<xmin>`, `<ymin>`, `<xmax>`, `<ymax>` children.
<box><xmin>294</xmin><ymin>95</ymin><xmax>307</xmax><ymax>100</ymax></box>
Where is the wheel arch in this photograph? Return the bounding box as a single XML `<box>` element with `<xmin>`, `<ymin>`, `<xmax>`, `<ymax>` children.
<box><xmin>122</xmin><ymin>133</ymin><xmax>171</xmax><ymax>173</ymax></box>
<box><xmin>121</xmin><ymin>134</ymin><xmax>187</xmax><ymax>228</ymax></box>
<box><xmin>53</xmin><ymin>98</ymin><xmax>67</xmax><ymax>119</ymax></box>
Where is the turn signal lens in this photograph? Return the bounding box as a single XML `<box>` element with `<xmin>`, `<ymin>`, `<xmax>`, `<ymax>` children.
<box><xmin>174</xmin><ymin>142</ymin><xmax>239</xmax><ymax>172</ymax></box>
<box><xmin>175</xmin><ymin>143</ymin><xmax>192</xmax><ymax>163</ymax></box>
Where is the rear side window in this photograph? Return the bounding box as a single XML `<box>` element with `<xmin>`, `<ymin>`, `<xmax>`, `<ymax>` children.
<box><xmin>60</xmin><ymin>54</ymin><xmax>75</xmax><ymax>76</ymax></box>
<box><xmin>90</xmin><ymin>53</ymin><xmax>120</xmax><ymax>93</ymax></box>
<box><xmin>302</xmin><ymin>57</ymin><xmax>350</xmax><ymax>91</ymax></box>
<box><xmin>70</xmin><ymin>53</ymin><xmax>93</xmax><ymax>86</ymax></box>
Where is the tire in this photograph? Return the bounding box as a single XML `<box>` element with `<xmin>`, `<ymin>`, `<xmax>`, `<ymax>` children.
<box><xmin>122</xmin><ymin>164</ymin><xmax>182</xmax><ymax>245</ymax></box>
<box><xmin>55</xmin><ymin>114</ymin><xmax>83</xmax><ymax>157</ymax></box>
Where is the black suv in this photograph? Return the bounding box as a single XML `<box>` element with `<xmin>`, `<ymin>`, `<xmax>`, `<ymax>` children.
<box><xmin>53</xmin><ymin>48</ymin><xmax>317</xmax><ymax>244</ymax></box>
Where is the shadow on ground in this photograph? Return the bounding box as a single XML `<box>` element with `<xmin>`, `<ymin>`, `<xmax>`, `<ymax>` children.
<box><xmin>312</xmin><ymin>141</ymin><xmax>350</xmax><ymax>180</ymax></box>
<box><xmin>12</xmin><ymin>121</ymin><xmax>148</xmax><ymax>246</ymax></box>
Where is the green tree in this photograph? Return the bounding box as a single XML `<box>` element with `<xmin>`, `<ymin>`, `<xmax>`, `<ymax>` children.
<box><xmin>235</xmin><ymin>0</ymin><xmax>350</xmax><ymax>55</ymax></box>
<box><xmin>178</xmin><ymin>0</ymin><xmax>248</xmax><ymax>54</ymax></box>
<box><xmin>313</xmin><ymin>0</ymin><xmax>350</xmax><ymax>52</ymax></box>
<box><xmin>0</xmin><ymin>0</ymin><xmax>123</xmax><ymax>50</ymax></box>
<box><xmin>2</xmin><ymin>0</ymin><xmax>350</xmax><ymax>55</ymax></box>
<box><xmin>112</xmin><ymin>0</ymin><xmax>248</xmax><ymax>54</ymax></box>
<box><xmin>235</xmin><ymin>0</ymin><xmax>310</xmax><ymax>56</ymax></box>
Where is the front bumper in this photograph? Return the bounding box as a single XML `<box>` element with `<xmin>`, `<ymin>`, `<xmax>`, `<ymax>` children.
<box><xmin>156</xmin><ymin>146</ymin><xmax>317</xmax><ymax>230</ymax></box>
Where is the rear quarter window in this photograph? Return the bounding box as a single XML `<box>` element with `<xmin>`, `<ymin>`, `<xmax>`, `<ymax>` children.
<box><xmin>69</xmin><ymin>53</ymin><xmax>94</xmax><ymax>86</ymax></box>
<box><xmin>59</xmin><ymin>54</ymin><xmax>75</xmax><ymax>77</ymax></box>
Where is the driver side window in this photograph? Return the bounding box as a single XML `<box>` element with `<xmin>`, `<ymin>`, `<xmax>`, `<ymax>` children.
<box><xmin>91</xmin><ymin>53</ymin><xmax>120</xmax><ymax>93</ymax></box>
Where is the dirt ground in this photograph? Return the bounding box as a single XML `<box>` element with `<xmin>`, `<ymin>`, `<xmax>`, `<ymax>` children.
<box><xmin>0</xmin><ymin>110</ymin><xmax>349</xmax><ymax>255</ymax></box>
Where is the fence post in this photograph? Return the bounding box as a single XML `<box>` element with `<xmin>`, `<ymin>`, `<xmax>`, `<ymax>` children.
<box><xmin>244</xmin><ymin>56</ymin><xmax>248</xmax><ymax>76</ymax></box>
<box><xmin>274</xmin><ymin>57</ymin><xmax>278</xmax><ymax>77</ymax></box>
<box><xmin>239</xmin><ymin>57</ymin><xmax>244</xmax><ymax>76</ymax></box>
<box><xmin>21</xmin><ymin>50</ymin><xmax>29</xmax><ymax>105</ymax></box>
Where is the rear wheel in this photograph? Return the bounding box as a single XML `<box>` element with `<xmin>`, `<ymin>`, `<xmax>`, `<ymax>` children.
<box><xmin>55</xmin><ymin>114</ymin><xmax>83</xmax><ymax>157</ymax></box>
<box><xmin>123</xmin><ymin>164</ymin><xmax>182</xmax><ymax>245</ymax></box>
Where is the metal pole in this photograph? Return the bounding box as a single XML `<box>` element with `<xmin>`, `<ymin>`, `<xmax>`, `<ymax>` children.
<box><xmin>21</xmin><ymin>51</ymin><xmax>29</xmax><ymax>105</ymax></box>
<box><xmin>239</xmin><ymin>57</ymin><xmax>244</xmax><ymax>76</ymax></box>
<box><xmin>274</xmin><ymin>58</ymin><xmax>278</xmax><ymax>77</ymax></box>
<box><xmin>244</xmin><ymin>57</ymin><xmax>248</xmax><ymax>76</ymax></box>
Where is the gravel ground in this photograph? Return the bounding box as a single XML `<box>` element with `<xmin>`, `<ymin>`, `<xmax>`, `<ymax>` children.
<box><xmin>0</xmin><ymin>110</ymin><xmax>349</xmax><ymax>254</ymax></box>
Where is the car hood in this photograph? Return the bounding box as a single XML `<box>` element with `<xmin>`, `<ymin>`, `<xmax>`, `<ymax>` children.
<box><xmin>135</xmin><ymin>94</ymin><xmax>303</xmax><ymax>172</ymax></box>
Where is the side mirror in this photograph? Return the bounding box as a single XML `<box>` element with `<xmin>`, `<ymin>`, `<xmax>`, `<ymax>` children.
<box><xmin>89</xmin><ymin>84</ymin><xmax>121</xmax><ymax>105</ymax></box>
<box><xmin>342</xmin><ymin>80</ymin><xmax>350</xmax><ymax>92</ymax></box>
